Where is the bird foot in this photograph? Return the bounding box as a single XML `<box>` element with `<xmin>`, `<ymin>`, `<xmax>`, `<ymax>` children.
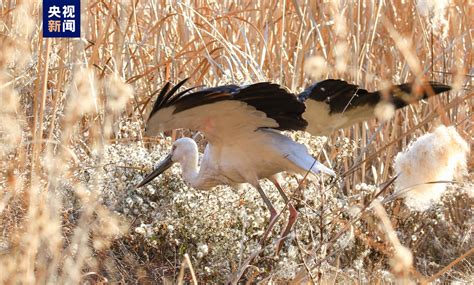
<box><xmin>275</xmin><ymin>203</ymin><xmax>298</xmax><ymax>254</ymax></box>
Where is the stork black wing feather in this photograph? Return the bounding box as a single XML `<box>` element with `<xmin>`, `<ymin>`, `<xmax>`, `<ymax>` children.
<box><xmin>149</xmin><ymin>82</ymin><xmax>171</xmax><ymax>116</ymax></box>
<box><xmin>232</xmin><ymin>83</ymin><xmax>307</xmax><ymax>130</ymax></box>
<box><xmin>167</xmin><ymin>86</ymin><xmax>200</xmax><ymax>105</ymax></box>
<box><xmin>299</xmin><ymin>79</ymin><xmax>451</xmax><ymax>114</ymax></box>
<box><xmin>299</xmin><ymin>79</ymin><xmax>451</xmax><ymax>135</ymax></box>
<box><xmin>149</xmin><ymin>79</ymin><xmax>191</xmax><ymax>118</ymax></box>
<box><xmin>164</xmin><ymin>78</ymin><xmax>190</xmax><ymax>104</ymax></box>
<box><xmin>298</xmin><ymin>79</ymin><xmax>375</xmax><ymax>113</ymax></box>
<box><xmin>173</xmin><ymin>90</ymin><xmax>234</xmax><ymax>113</ymax></box>
<box><xmin>386</xmin><ymin>81</ymin><xmax>451</xmax><ymax>109</ymax></box>
<box><xmin>148</xmin><ymin>81</ymin><xmax>307</xmax><ymax>132</ymax></box>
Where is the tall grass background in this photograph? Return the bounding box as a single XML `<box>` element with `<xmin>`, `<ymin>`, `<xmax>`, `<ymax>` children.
<box><xmin>0</xmin><ymin>0</ymin><xmax>472</xmax><ymax>283</ymax></box>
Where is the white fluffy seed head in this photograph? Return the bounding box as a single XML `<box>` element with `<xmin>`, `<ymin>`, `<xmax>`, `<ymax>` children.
<box><xmin>304</xmin><ymin>56</ymin><xmax>328</xmax><ymax>81</ymax></box>
<box><xmin>416</xmin><ymin>0</ymin><xmax>448</xmax><ymax>17</ymax></box>
<box><xmin>105</xmin><ymin>75</ymin><xmax>134</xmax><ymax>112</ymax></box>
<box><xmin>374</xmin><ymin>101</ymin><xmax>396</xmax><ymax>122</ymax></box>
<box><xmin>334</xmin><ymin>42</ymin><xmax>348</xmax><ymax>72</ymax></box>
<box><xmin>416</xmin><ymin>0</ymin><xmax>450</xmax><ymax>39</ymax></box>
<box><xmin>67</xmin><ymin>68</ymin><xmax>98</xmax><ymax>116</ymax></box>
<box><xmin>394</xmin><ymin>125</ymin><xmax>469</xmax><ymax>211</ymax></box>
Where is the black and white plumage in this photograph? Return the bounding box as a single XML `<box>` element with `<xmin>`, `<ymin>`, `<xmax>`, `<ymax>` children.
<box><xmin>299</xmin><ymin>79</ymin><xmax>451</xmax><ymax>135</ymax></box>
<box><xmin>145</xmin><ymin>79</ymin><xmax>307</xmax><ymax>140</ymax></box>
<box><xmin>138</xmin><ymin>79</ymin><xmax>336</xmax><ymax>246</ymax></box>
<box><xmin>140</xmin><ymin>79</ymin><xmax>333</xmax><ymax>190</ymax></box>
<box><xmin>137</xmin><ymin>78</ymin><xmax>450</xmax><ymax>246</ymax></box>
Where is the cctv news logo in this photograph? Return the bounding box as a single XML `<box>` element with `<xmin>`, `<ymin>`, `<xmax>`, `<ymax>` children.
<box><xmin>43</xmin><ymin>0</ymin><xmax>80</xmax><ymax>38</ymax></box>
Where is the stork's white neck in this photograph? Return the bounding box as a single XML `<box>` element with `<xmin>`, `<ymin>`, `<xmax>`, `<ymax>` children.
<box><xmin>178</xmin><ymin>148</ymin><xmax>200</xmax><ymax>188</ymax></box>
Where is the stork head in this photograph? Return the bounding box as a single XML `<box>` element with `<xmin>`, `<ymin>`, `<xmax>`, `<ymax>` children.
<box><xmin>136</xmin><ymin>137</ymin><xmax>198</xmax><ymax>188</ymax></box>
<box><xmin>170</xmin><ymin>137</ymin><xmax>198</xmax><ymax>163</ymax></box>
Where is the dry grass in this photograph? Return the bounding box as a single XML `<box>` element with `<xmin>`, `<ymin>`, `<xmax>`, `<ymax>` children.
<box><xmin>0</xmin><ymin>0</ymin><xmax>472</xmax><ymax>284</ymax></box>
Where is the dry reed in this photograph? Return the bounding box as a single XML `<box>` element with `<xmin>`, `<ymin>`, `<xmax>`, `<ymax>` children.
<box><xmin>0</xmin><ymin>0</ymin><xmax>472</xmax><ymax>283</ymax></box>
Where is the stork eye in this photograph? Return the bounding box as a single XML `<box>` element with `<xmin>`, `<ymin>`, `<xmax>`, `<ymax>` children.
<box><xmin>171</xmin><ymin>145</ymin><xmax>177</xmax><ymax>152</ymax></box>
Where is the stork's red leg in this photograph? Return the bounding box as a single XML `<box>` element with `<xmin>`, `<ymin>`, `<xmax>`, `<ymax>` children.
<box><xmin>272</xmin><ymin>177</ymin><xmax>299</xmax><ymax>253</ymax></box>
<box><xmin>276</xmin><ymin>203</ymin><xmax>298</xmax><ymax>253</ymax></box>
<box><xmin>254</xmin><ymin>184</ymin><xmax>279</xmax><ymax>245</ymax></box>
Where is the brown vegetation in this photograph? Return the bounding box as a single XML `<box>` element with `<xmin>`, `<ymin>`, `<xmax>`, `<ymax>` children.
<box><xmin>0</xmin><ymin>0</ymin><xmax>472</xmax><ymax>283</ymax></box>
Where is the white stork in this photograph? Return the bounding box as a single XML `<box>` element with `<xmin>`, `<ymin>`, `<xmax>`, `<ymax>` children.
<box><xmin>137</xmin><ymin>79</ymin><xmax>335</xmax><ymax>245</ymax></box>
<box><xmin>137</xmin><ymin>78</ymin><xmax>451</xmax><ymax>246</ymax></box>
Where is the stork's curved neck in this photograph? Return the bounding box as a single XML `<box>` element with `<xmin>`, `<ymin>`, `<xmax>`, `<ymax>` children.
<box><xmin>178</xmin><ymin>148</ymin><xmax>200</xmax><ymax>187</ymax></box>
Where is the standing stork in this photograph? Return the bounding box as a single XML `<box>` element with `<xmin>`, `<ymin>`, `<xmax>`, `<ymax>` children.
<box><xmin>137</xmin><ymin>78</ymin><xmax>451</xmax><ymax>246</ymax></box>
<box><xmin>137</xmin><ymin>79</ymin><xmax>335</xmax><ymax>246</ymax></box>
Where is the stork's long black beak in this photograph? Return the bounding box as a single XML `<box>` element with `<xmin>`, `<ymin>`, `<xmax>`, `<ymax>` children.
<box><xmin>136</xmin><ymin>153</ymin><xmax>174</xmax><ymax>188</ymax></box>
